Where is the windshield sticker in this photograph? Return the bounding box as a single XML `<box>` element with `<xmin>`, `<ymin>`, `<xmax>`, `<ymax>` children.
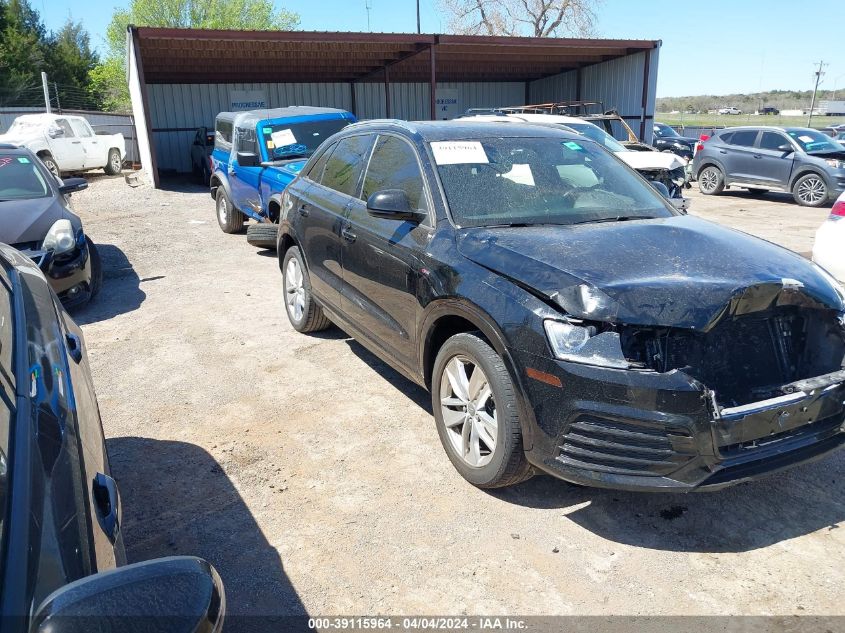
<box><xmin>0</xmin><ymin>158</ymin><xmax>12</xmax><ymax>168</ymax></box>
<box><xmin>798</xmin><ymin>135</ymin><xmax>814</xmax><ymax>143</ymax></box>
<box><xmin>17</xmin><ymin>157</ymin><xmax>30</xmax><ymax>163</ymax></box>
<box><xmin>564</xmin><ymin>141</ymin><xmax>584</xmax><ymax>151</ymax></box>
<box><xmin>262</xmin><ymin>127</ymin><xmax>272</xmax><ymax>134</ymax></box>
<box><xmin>271</xmin><ymin>129</ymin><xmax>297</xmax><ymax>147</ymax></box>
<box><xmin>266</xmin><ymin>141</ymin><xmax>275</xmax><ymax>149</ymax></box>
<box><xmin>431</xmin><ymin>141</ymin><xmax>489</xmax><ymax>165</ymax></box>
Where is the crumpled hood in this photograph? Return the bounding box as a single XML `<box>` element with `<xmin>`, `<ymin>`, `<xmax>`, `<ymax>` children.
<box><xmin>0</xmin><ymin>197</ymin><xmax>70</xmax><ymax>245</ymax></box>
<box><xmin>616</xmin><ymin>151</ymin><xmax>687</xmax><ymax>171</ymax></box>
<box><xmin>457</xmin><ymin>215</ymin><xmax>844</xmax><ymax>330</ymax></box>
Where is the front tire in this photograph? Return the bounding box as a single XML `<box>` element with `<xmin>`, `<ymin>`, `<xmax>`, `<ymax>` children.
<box><xmin>432</xmin><ymin>333</ymin><xmax>531</xmax><ymax>489</ymax></box>
<box><xmin>216</xmin><ymin>188</ymin><xmax>244</xmax><ymax>234</ymax></box>
<box><xmin>87</xmin><ymin>237</ymin><xmax>103</xmax><ymax>300</ymax></box>
<box><xmin>792</xmin><ymin>173</ymin><xmax>829</xmax><ymax>207</ymax></box>
<box><xmin>698</xmin><ymin>165</ymin><xmax>725</xmax><ymax>195</ymax></box>
<box><xmin>282</xmin><ymin>246</ymin><xmax>331</xmax><ymax>333</ymax></box>
<box><xmin>104</xmin><ymin>148</ymin><xmax>122</xmax><ymax>175</ymax></box>
<box><xmin>41</xmin><ymin>155</ymin><xmax>60</xmax><ymax>178</ymax></box>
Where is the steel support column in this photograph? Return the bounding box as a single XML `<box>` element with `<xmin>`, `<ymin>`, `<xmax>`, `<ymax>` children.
<box><xmin>429</xmin><ymin>43</ymin><xmax>437</xmax><ymax>120</ymax></box>
<box><xmin>384</xmin><ymin>64</ymin><xmax>391</xmax><ymax>118</ymax></box>
<box><xmin>639</xmin><ymin>48</ymin><xmax>652</xmax><ymax>140</ymax></box>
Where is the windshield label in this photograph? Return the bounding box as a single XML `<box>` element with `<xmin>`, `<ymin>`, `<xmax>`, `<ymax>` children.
<box><xmin>431</xmin><ymin>141</ymin><xmax>489</xmax><ymax>165</ymax></box>
<box><xmin>798</xmin><ymin>135</ymin><xmax>814</xmax><ymax>143</ymax></box>
<box><xmin>271</xmin><ymin>129</ymin><xmax>297</xmax><ymax>147</ymax></box>
<box><xmin>17</xmin><ymin>157</ymin><xmax>30</xmax><ymax>163</ymax></box>
<box><xmin>564</xmin><ymin>141</ymin><xmax>584</xmax><ymax>151</ymax></box>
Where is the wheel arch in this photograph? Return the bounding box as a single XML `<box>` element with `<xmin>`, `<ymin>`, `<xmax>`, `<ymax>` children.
<box><xmin>789</xmin><ymin>167</ymin><xmax>830</xmax><ymax>191</ymax></box>
<box><xmin>694</xmin><ymin>158</ymin><xmax>724</xmax><ymax>180</ymax></box>
<box><xmin>209</xmin><ymin>171</ymin><xmax>231</xmax><ymax>201</ymax></box>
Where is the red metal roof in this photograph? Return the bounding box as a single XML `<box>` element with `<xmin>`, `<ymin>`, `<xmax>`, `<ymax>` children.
<box><xmin>132</xmin><ymin>27</ymin><xmax>659</xmax><ymax>84</ymax></box>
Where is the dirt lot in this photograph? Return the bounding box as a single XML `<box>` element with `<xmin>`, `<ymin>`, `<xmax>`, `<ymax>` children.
<box><xmin>69</xmin><ymin>175</ymin><xmax>843</xmax><ymax>620</ymax></box>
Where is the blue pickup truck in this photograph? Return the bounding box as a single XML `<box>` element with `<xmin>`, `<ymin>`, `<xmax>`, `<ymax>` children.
<box><xmin>209</xmin><ymin>106</ymin><xmax>356</xmax><ymax>247</ymax></box>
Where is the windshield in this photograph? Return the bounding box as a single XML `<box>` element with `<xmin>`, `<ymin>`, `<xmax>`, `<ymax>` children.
<box><xmin>655</xmin><ymin>124</ymin><xmax>680</xmax><ymax>138</ymax></box>
<box><xmin>0</xmin><ymin>155</ymin><xmax>49</xmax><ymax>200</ymax></box>
<box><xmin>786</xmin><ymin>129</ymin><xmax>842</xmax><ymax>154</ymax></box>
<box><xmin>259</xmin><ymin>118</ymin><xmax>351</xmax><ymax>160</ymax></box>
<box><xmin>562</xmin><ymin>122</ymin><xmax>627</xmax><ymax>153</ymax></box>
<box><xmin>432</xmin><ymin>136</ymin><xmax>673</xmax><ymax>228</ymax></box>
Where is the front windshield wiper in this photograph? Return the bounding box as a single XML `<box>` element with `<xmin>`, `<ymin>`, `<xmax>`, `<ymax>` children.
<box><xmin>572</xmin><ymin>215</ymin><xmax>657</xmax><ymax>225</ymax></box>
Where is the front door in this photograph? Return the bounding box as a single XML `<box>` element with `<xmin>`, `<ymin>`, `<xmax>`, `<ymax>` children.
<box><xmin>49</xmin><ymin>118</ymin><xmax>85</xmax><ymax>170</ymax></box>
<box><xmin>340</xmin><ymin>134</ymin><xmax>430</xmax><ymax>368</ymax></box>
<box><xmin>229</xmin><ymin>125</ymin><xmax>264</xmax><ymax>216</ymax></box>
<box><xmin>753</xmin><ymin>131</ymin><xmax>796</xmax><ymax>187</ymax></box>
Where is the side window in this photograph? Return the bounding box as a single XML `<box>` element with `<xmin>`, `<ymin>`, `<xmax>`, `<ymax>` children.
<box><xmin>215</xmin><ymin>120</ymin><xmax>233</xmax><ymax>151</ymax></box>
<box><xmin>55</xmin><ymin>119</ymin><xmax>75</xmax><ymax>138</ymax></box>
<box><xmin>305</xmin><ymin>142</ymin><xmax>336</xmax><ymax>183</ymax></box>
<box><xmin>718</xmin><ymin>131</ymin><xmax>734</xmax><ymax>144</ymax></box>
<box><xmin>321</xmin><ymin>135</ymin><xmax>374</xmax><ymax>197</ymax></box>
<box><xmin>235</xmin><ymin>126</ymin><xmax>258</xmax><ymax>156</ymax></box>
<box><xmin>730</xmin><ymin>130</ymin><xmax>758</xmax><ymax>147</ymax></box>
<box><xmin>759</xmin><ymin>132</ymin><xmax>789</xmax><ymax>151</ymax></box>
<box><xmin>362</xmin><ymin>135</ymin><xmax>427</xmax><ymax>212</ymax></box>
<box><xmin>68</xmin><ymin>119</ymin><xmax>92</xmax><ymax>138</ymax></box>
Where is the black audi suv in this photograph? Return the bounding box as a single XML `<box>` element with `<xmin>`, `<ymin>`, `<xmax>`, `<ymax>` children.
<box><xmin>274</xmin><ymin>120</ymin><xmax>845</xmax><ymax>492</ymax></box>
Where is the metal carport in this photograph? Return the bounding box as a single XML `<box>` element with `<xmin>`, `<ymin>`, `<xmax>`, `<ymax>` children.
<box><xmin>126</xmin><ymin>27</ymin><xmax>660</xmax><ymax>186</ymax></box>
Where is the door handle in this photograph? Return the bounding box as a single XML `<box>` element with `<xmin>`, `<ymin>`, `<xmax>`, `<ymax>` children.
<box><xmin>719</xmin><ymin>149</ymin><xmax>727</xmax><ymax>154</ymax></box>
<box><xmin>92</xmin><ymin>472</ymin><xmax>120</xmax><ymax>543</ymax></box>
<box><xmin>341</xmin><ymin>225</ymin><xmax>357</xmax><ymax>243</ymax></box>
<box><xmin>297</xmin><ymin>204</ymin><xmax>309</xmax><ymax>217</ymax></box>
<box><xmin>753</xmin><ymin>154</ymin><xmax>762</xmax><ymax>159</ymax></box>
<box><xmin>65</xmin><ymin>333</ymin><xmax>83</xmax><ymax>364</ymax></box>
<box><xmin>71</xmin><ymin>141</ymin><xmax>81</xmax><ymax>145</ymax></box>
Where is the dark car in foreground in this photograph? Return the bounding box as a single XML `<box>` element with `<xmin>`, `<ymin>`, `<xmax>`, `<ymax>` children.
<box><xmin>0</xmin><ymin>245</ymin><xmax>224</xmax><ymax>633</ymax></box>
<box><xmin>0</xmin><ymin>144</ymin><xmax>101</xmax><ymax>307</ymax></box>
<box><xmin>692</xmin><ymin>126</ymin><xmax>845</xmax><ymax>206</ymax></box>
<box><xmin>276</xmin><ymin>120</ymin><xmax>845</xmax><ymax>492</ymax></box>
<box><xmin>652</xmin><ymin>123</ymin><xmax>696</xmax><ymax>159</ymax></box>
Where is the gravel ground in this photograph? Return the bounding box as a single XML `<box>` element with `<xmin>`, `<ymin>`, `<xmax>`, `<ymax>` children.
<box><xmin>68</xmin><ymin>174</ymin><xmax>843</xmax><ymax>620</ymax></box>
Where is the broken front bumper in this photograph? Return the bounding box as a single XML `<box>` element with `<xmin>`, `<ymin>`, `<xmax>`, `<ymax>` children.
<box><xmin>514</xmin><ymin>350</ymin><xmax>845</xmax><ymax>492</ymax></box>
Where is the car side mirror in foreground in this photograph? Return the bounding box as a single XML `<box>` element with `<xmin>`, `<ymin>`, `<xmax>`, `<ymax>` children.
<box><xmin>366</xmin><ymin>189</ymin><xmax>424</xmax><ymax>222</ymax></box>
<box><xmin>236</xmin><ymin>151</ymin><xmax>260</xmax><ymax>168</ymax></box>
<box><xmin>30</xmin><ymin>556</ymin><xmax>224</xmax><ymax>633</ymax></box>
<box><xmin>777</xmin><ymin>144</ymin><xmax>794</xmax><ymax>154</ymax></box>
<box><xmin>58</xmin><ymin>177</ymin><xmax>88</xmax><ymax>195</ymax></box>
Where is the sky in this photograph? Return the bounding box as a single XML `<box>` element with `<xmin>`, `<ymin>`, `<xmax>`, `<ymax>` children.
<box><xmin>37</xmin><ymin>0</ymin><xmax>845</xmax><ymax>98</ymax></box>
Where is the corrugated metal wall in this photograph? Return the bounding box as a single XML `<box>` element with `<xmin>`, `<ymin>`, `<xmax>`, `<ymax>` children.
<box><xmin>0</xmin><ymin>107</ymin><xmax>141</xmax><ymax>163</ymax></box>
<box><xmin>529</xmin><ymin>48</ymin><xmax>660</xmax><ymax>143</ymax></box>
<box><xmin>147</xmin><ymin>81</ymin><xmax>525</xmax><ymax>172</ymax></box>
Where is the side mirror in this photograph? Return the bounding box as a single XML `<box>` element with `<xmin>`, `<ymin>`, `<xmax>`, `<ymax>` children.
<box><xmin>30</xmin><ymin>556</ymin><xmax>224</xmax><ymax>633</ymax></box>
<box><xmin>58</xmin><ymin>177</ymin><xmax>88</xmax><ymax>195</ymax></box>
<box><xmin>48</xmin><ymin>128</ymin><xmax>65</xmax><ymax>139</ymax></box>
<box><xmin>236</xmin><ymin>151</ymin><xmax>260</xmax><ymax>168</ymax></box>
<box><xmin>366</xmin><ymin>189</ymin><xmax>424</xmax><ymax>222</ymax></box>
<box><xmin>777</xmin><ymin>144</ymin><xmax>794</xmax><ymax>154</ymax></box>
<box><xmin>648</xmin><ymin>180</ymin><xmax>671</xmax><ymax>199</ymax></box>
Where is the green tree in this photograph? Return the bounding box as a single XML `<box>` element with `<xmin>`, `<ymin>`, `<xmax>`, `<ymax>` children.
<box><xmin>0</xmin><ymin>0</ymin><xmax>46</xmax><ymax>106</ymax></box>
<box><xmin>45</xmin><ymin>19</ymin><xmax>100</xmax><ymax>110</ymax></box>
<box><xmin>94</xmin><ymin>0</ymin><xmax>300</xmax><ymax>112</ymax></box>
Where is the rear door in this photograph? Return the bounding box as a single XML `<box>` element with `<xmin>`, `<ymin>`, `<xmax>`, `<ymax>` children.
<box><xmin>754</xmin><ymin>131</ymin><xmax>796</xmax><ymax>187</ymax></box>
<box><xmin>67</xmin><ymin>118</ymin><xmax>100</xmax><ymax>169</ymax></box>
<box><xmin>297</xmin><ymin>134</ymin><xmax>374</xmax><ymax>312</ymax></box>
<box><xmin>340</xmin><ymin>133</ymin><xmax>431</xmax><ymax>368</ymax></box>
<box><xmin>722</xmin><ymin>129</ymin><xmax>760</xmax><ymax>182</ymax></box>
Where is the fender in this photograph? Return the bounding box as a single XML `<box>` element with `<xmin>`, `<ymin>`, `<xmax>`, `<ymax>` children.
<box><xmin>419</xmin><ymin>298</ymin><xmax>537</xmax><ymax>450</ymax></box>
<box><xmin>275</xmin><ymin>218</ymin><xmax>301</xmax><ymax>267</ymax></box>
<box><xmin>694</xmin><ymin>157</ymin><xmax>726</xmax><ymax>180</ymax></box>
<box><xmin>789</xmin><ymin>167</ymin><xmax>830</xmax><ymax>190</ymax></box>
<box><xmin>209</xmin><ymin>169</ymin><xmax>233</xmax><ymax>202</ymax></box>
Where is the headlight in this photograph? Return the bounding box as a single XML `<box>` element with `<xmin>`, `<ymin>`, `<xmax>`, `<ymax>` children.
<box><xmin>543</xmin><ymin>319</ymin><xmax>629</xmax><ymax>369</ymax></box>
<box><xmin>43</xmin><ymin>219</ymin><xmax>77</xmax><ymax>254</ymax></box>
<box><xmin>825</xmin><ymin>158</ymin><xmax>845</xmax><ymax>169</ymax></box>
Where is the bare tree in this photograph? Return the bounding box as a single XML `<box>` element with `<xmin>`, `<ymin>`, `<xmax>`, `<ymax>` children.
<box><xmin>439</xmin><ymin>0</ymin><xmax>599</xmax><ymax>37</ymax></box>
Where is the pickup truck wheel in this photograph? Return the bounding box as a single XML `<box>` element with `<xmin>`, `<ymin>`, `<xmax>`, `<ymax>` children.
<box><xmin>282</xmin><ymin>246</ymin><xmax>331</xmax><ymax>333</ymax></box>
<box><xmin>246</xmin><ymin>223</ymin><xmax>278</xmax><ymax>250</ymax></box>
<box><xmin>216</xmin><ymin>189</ymin><xmax>244</xmax><ymax>234</ymax></box>
<box><xmin>41</xmin><ymin>155</ymin><xmax>60</xmax><ymax>178</ymax></box>
<box><xmin>104</xmin><ymin>149</ymin><xmax>122</xmax><ymax>175</ymax></box>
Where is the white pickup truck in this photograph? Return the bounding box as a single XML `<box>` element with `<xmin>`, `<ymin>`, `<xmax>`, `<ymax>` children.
<box><xmin>0</xmin><ymin>113</ymin><xmax>126</xmax><ymax>177</ymax></box>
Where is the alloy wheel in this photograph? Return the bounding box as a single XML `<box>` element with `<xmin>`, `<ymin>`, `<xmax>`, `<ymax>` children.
<box><xmin>439</xmin><ymin>355</ymin><xmax>498</xmax><ymax>468</ymax></box>
<box><xmin>699</xmin><ymin>168</ymin><xmax>718</xmax><ymax>193</ymax></box>
<box><xmin>110</xmin><ymin>153</ymin><xmax>121</xmax><ymax>172</ymax></box>
<box><xmin>797</xmin><ymin>176</ymin><xmax>826</xmax><ymax>205</ymax></box>
<box><xmin>285</xmin><ymin>257</ymin><xmax>306</xmax><ymax>322</ymax></box>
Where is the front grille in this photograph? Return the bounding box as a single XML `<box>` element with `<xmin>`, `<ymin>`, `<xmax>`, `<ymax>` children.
<box><xmin>556</xmin><ymin>416</ymin><xmax>697</xmax><ymax>476</ymax></box>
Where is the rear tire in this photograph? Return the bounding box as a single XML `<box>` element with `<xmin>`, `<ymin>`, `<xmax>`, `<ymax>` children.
<box><xmin>431</xmin><ymin>332</ymin><xmax>532</xmax><ymax>489</ymax></box>
<box><xmin>246</xmin><ymin>223</ymin><xmax>278</xmax><ymax>250</ymax></box>
<box><xmin>216</xmin><ymin>188</ymin><xmax>244</xmax><ymax>234</ymax></box>
<box><xmin>697</xmin><ymin>165</ymin><xmax>725</xmax><ymax>195</ymax></box>
<box><xmin>792</xmin><ymin>173</ymin><xmax>829</xmax><ymax>207</ymax></box>
<box><xmin>104</xmin><ymin>148</ymin><xmax>122</xmax><ymax>175</ymax></box>
<box><xmin>282</xmin><ymin>246</ymin><xmax>331</xmax><ymax>333</ymax></box>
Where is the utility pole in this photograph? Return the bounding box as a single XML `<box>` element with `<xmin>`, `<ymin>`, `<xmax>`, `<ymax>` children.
<box><xmin>417</xmin><ymin>0</ymin><xmax>421</xmax><ymax>33</ymax></box>
<box><xmin>365</xmin><ymin>0</ymin><xmax>372</xmax><ymax>31</ymax></box>
<box><xmin>807</xmin><ymin>60</ymin><xmax>826</xmax><ymax>127</ymax></box>
<box><xmin>41</xmin><ymin>72</ymin><xmax>51</xmax><ymax>114</ymax></box>
<box><xmin>53</xmin><ymin>82</ymin><xmax>61</xmax><ymax>112</ymax></box>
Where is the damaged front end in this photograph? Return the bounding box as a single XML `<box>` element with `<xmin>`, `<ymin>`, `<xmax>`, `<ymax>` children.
<box><xmin>637</xmin><ymin>165</ymin><xmax>690</xmax><ymax>212</ymax></box>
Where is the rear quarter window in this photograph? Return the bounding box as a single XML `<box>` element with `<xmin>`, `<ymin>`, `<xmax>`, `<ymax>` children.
<box><xmin>215</xmin><ymin>119</ymin><xmax>233</xmax><ymax>151</ymax></box>
<box><xmin>729</xmin><ymin>130</ymin><xmax>758</xmax><ymax>147</ymax></box>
